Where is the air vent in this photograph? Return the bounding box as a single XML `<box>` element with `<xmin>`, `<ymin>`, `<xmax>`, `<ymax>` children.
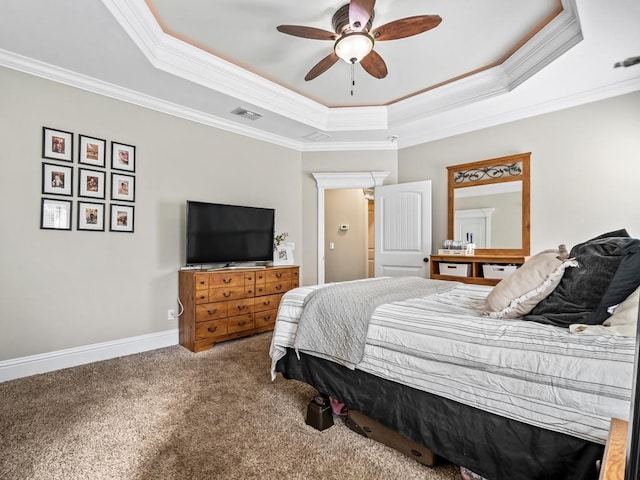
<box><xmin>231</xmin><ymin>107</ymin><xmax>263</xmax><ymax>121</ymax></box>
<box><xmin>303</xmin><ymin>131</ymin><xmax>330</xmax><ymax>141</ymax></box>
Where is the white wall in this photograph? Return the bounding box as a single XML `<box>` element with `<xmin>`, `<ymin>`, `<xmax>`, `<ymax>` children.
<box><xmin>398</xmin><ymin>92</ymin><xmax>640</xmax><ymax>253</ymax></box>
<box><xmin>0</xmin><ymin>67</ymin><xmax>302</xmax><ymax>361</ymax></box>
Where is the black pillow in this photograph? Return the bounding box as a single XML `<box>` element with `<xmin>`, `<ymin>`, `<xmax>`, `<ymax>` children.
<box><xmin>523</xmin><ymin>233</ymin><xmax>637</xmax><ymax>327</ymax></box>
<box><xmin>588</xmin><ymin>240</ymin><xmax>640</xmax><ymax>324</ymax></box>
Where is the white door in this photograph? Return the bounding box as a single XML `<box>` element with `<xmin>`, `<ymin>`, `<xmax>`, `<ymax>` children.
<box><xmin>374</xmin><ymin>181</ymin><xmax>432</xmax><ymax>278</ymax></box>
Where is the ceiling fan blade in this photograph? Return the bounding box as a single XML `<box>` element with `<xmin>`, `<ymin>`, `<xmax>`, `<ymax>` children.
<box><xmin>372</xmin><ymin>15</ymin><xmax>442</xmax><ymax>41</ymax></box>
<box><xmin>305</xmin><ymin>52</ymin><xmax>340</xmax><ymax>81</ymax></box>
<box><xmin>276</xmin><ymin>25</ymin><xmax>337</xmax><ymax>40</ymax></box>
<box><xmin>360</xmin><ymin>49</ymin><xmax>387</xmax><ymax>79</ymax></box>
<box><xmin>349</xmin><ymin>0</ymin><xmax>376</xmax><ymax>31</ymax></box>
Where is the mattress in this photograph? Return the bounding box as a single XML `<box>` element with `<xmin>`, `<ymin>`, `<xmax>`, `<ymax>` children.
<box><xmin>270</xmin><ymin>280</ymin><xmax>636</xmax><ymax>444</ymax></box>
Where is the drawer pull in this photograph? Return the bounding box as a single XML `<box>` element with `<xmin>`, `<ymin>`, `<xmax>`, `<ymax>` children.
<box><xmin>275</xmin><ymin>273</ymin><xmax>283</xmax><ymax>278</ymax></box>
<box><xmin>223</xmin><ymin>292</ymin><xmax>231</xmax><ymax>298</ymax></box>
<box><xmin>198</xmin><ymin>281</ymin><xmax>206</xmax><ymax>286</ymax></box>
<box><xmin>198</xmin><ymin>295</ymin><xmax>206</xmax><ymax>300</ymax></box>
<box><xmin>237</xmin><ymin>305</ymin><xmax>247</xmax><ymax>311</ymax></box>
<box><xmin>223</xmin><ymin>277</ymin><xmax>233</xmax><ymax>284</ymax></box>
<box><xmin>207</xmin><ymin>308</ymin><xmax>218</xmax><ymax>314</ymax></box>
<box><xmin>207</xmin><ymin>326</ymin><xmax>218</xmax><ymax>333</ymax></box>
<box><xmin>275</xmin><ymin>285</ymin><xmax>282</xmax><ymax>291</ymax></box>
<box><xmin>246</xmin><ymin>289</ymin><xmax>254</xmax><ymax>294</ymax></box>
<box><xmin>262</xmin><ymin>300</ymin><xmax>271</xmax><ymax>306</ymax></box>
<box><xmin>237</xmin><ymin>321</ymin><xmax>247</xmax><ymax>327</ymax></box>
<box><xmin>263</xmin><ymin>315</ymin><xmax>272</xmax><ymax>321</ymax></box>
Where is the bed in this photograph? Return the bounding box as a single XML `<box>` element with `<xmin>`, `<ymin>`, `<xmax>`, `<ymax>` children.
<box><xmin>269</xmin><ymin>232</ymin><xmax>640</xmax><ymax>480</ymax></box>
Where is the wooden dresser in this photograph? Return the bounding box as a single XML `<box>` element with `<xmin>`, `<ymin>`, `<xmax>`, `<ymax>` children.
<box><xmin>178</xmin><ymin>265</ymin><xmax>299</xmax><ymax>352</ymax></box>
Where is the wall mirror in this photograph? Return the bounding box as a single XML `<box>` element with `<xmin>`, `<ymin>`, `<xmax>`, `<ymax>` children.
<box><xmin>447</xmin><ymin>152</ymin><xmax>530</xmax><ymax>256</ymax></box>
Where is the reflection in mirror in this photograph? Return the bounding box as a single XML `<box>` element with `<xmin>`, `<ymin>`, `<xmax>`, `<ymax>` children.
<box><xmin>454</xmin><ymin>181</ymin><xmax>522</xmax><ymax>249</ymax></box>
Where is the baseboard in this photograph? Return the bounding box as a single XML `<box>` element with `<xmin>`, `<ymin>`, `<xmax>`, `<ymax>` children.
<box><xmin>0</xmin><ymin>329</ymin><xmax>179</xmax><ymax>383</ymax></box>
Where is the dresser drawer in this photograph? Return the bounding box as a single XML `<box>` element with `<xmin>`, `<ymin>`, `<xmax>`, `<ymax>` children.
<box><xmin>228</xmin><ymin>298</ymin><xmax>254</xmax><ymax>316</ymax></box>
<box><xmin>194</xmin><ymin>273</ymin><xmax>209</xmax><ymax>290</ymax></box>
<box><xmin>195</xmin><ymin>302</ymin><xmax>228</xmax><ymax>322</ymax></box>
<box><xmin>194</xmin><ymin>290</ymin><xmax>209</xmax><ymax>305</ymax></box>
<box><xmin>254</xmin><ymin>293</ymin><xmax>282</xmax><ymax>312</ymax></box>
<box><xmin>255</xmin><ymin>309</ymin><xmax>278</xmax><ymax>328</ymax></box>
<box><xmin>209</xmin><ymin>286</ymin><xmax>245</xmax><ymax>302</ymax></box>
<box><xmin>227</xmin><ymin>313</ymin><xmax>255</xmax><ymax>334</ymax></box>
<box><xmin>266</xmin><ymin>270</ymin><xmax>291</xmax><ymax>283</ymax></box>
<box><xmin>195</xmin><ymin>318</ymin><xmax>228</xmax><ymax>340</ymax></box>
<box><xmin>265</xmin><ymin>281</ymin><xmax>290</xmax><ymax>295</ymax></box>
<box><xmin>208</xmin><ymin>272</ymin><xmax>246</xmax><ymax>287</ymax></box>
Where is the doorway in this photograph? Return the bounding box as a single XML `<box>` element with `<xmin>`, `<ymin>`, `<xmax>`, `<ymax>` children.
<box><xmin>313</xmin><ymin>172</ymin><xmax>389</xmax><ymax>285</ymax></box>
<box><xmin>324</xmin><ymin>188</ymin><xmax>373</xmax><ymax>283</ymax></box>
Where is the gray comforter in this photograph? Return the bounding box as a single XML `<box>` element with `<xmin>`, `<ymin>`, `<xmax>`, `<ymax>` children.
<box><xmin>292</xmin><ymin>277</ymin><xmax>458</xmax><ymax>369</ymax></box>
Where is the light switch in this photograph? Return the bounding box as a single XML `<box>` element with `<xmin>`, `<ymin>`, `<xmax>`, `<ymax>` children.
<box><xmin>329</xmin><ymin>242</ymin><xmax>335</xmax><ymax>250</ymax></box>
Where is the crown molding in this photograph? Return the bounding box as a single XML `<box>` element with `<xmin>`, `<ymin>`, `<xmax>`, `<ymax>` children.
<box><xmin>99</xmin><ymin>0</ymin><xmax>583</xmax><ymax>136</ymax></box>
<box><xmin>503</xmin><ymin>0</ymin><xmax>583</xmax><ymax>90</ymax></box>
<box><xmin>398</xmin><ymin>76</ymin><xmax>640</xmax><ymax>148</ymax></box>
<box><xmin>0</xmin><ymin>48</ymin><xmax>304</xmax><ymax>151</ymax></box>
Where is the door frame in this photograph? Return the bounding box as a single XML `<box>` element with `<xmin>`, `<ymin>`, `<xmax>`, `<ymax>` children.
<box><xmin>313</xmin><ymin>172</ymin><xmax>389</xmax><ymax>285</ymax></box>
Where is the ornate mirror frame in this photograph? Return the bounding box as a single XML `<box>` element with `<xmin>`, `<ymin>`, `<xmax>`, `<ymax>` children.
<box><xmin>447</xmin><ymin>152</ymin><xmax>531</xmax><ymax>256</ymax></box>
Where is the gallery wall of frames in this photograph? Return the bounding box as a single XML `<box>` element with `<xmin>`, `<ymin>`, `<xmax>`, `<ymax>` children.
<box><xmin>40</xmin><ymin>126</ymin><xmax>136</xmax><ymax>233</ymax></box>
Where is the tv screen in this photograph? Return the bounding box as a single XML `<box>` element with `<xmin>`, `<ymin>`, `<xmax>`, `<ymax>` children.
<box><xmin>186</xmin><ymin>201</ymin><xmax>275</xmax><ymax>265</ymax></box>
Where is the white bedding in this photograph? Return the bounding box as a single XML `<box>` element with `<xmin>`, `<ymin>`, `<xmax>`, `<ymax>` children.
<box><xmin>270</xmin><ymin>280</ymin><xmax>636</xmax><ymax>444</ymax></box>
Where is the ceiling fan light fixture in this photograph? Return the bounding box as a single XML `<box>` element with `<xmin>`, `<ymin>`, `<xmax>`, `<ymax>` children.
<box><xmin>334</xmin><ymin>32</ymin><xmax>373</xmax><ymax>64</ymax></box>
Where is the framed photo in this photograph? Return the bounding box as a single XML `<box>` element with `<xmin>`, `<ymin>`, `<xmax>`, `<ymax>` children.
<box><xmin>111</xmin><ymin>141</ymin><xmax>136</xmax><ymax>172</ymax></box>
<box><xmin>273</xmin><ymin>244</ymin><xmax>294</xmax><ymax>266</ymax></box>
<box><xmin>111</xmin><ymin>173</ymin><xmax>135</xmax><ymax>202</ymax></box>
<box><xmin>42</xmin><ymin>127</ymin><xmax>73</xmax><ymax>162</ymax></box>
<box><xmin>78</xmin><ymin>134</ymin><xmax>106</xmax><ymax>167</ymax></box>
<box><xmin>78</xmin><ymin>168</ymin><xmax>106</xmax><ymax>199</ymax></box>
<box><xmin>42</xmin><ymin>162</ymin><xmax>73</xmax><ymax>196</ymax></box>
<box><xmin>110</xmin><ymin>204</ymin><xmax>134</xmax><ymax>233</ymax></box>
<box><xmin>40</xmin><ymin>198</ymin><xmax>72</xmax><ymax>230</ymax></box>
<box><xmin>77</xmin><ymin>201</ymin><xmax>105</xmax><ymax>231</ymax></box>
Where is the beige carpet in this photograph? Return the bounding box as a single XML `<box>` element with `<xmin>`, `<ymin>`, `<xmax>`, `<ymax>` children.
<box><xmin>0</xmin><ymin>333</ymin><xmax>462</xmax><ymax>480</ymax></box>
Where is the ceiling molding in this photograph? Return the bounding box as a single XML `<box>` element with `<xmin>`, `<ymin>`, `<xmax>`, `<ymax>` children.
<box><xmin>503</xmin><ymin>0</ymin><xmax>583</xmax><ymax>90</ymax></box>
<box><xmin>398</xmin><ymin>76</ymin><xmax>640</xmax><ymax>148</ymax></box>
<box><xmin>99</xmin><ymin>0</ymin><xmax>584</xmax><ymax>135</ymax></box>
<box><xmin>0</xmin><ymin>48</ymin><xmax>304</xmax><ymax>151</ymax></box>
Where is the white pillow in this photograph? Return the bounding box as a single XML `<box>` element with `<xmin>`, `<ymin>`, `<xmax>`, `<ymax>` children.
<box><xmin>570</xmin><ymin>286</ymin><xmax>639</xmax><ymax>337</ymax></box>
<box><xmin>484</xmin><ymin>246</ymin><xmax>578</xmax><ymax>319</ymax></box>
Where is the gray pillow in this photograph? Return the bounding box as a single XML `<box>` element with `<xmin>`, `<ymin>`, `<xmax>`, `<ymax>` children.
<box><xmin>524</xmin><ymin>234</ymin><xmax>638</xmax><ymax>327</ymax></box>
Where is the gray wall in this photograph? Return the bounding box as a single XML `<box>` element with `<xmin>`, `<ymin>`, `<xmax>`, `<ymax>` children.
<box><xmin>0</xmin><ymin>67</ymin><xmax>302</xmax><ymax>360</ymax></box>
<box><xmin>398</xmin><ymin>91</ymin><xmax>640</xmax><ymax>254</ymax></box>
<box><xmin>325</xmin><ymin>189</ymin><xmax>368</xmax><ymax>283</ymax></box>
<box><xmin>2</xmin><ymin>63</ymin><xmax>639</xmax><ymax>363</ymax></box>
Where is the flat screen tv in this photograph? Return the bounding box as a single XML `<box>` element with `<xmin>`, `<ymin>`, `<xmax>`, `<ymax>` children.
<box><xmin>186</xmin><ymin>201</ymin><xmax>275</xmax><ymax>266</ymax></box>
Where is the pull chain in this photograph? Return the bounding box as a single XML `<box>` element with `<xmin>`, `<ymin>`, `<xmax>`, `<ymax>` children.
<box><xmin>350</xmin><ymin>60</ymin><xmax>355</xmax><ymax>96</ymax></box>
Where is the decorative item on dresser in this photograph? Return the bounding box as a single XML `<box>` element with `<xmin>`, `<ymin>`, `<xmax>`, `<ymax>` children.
<box><xmin>178</xmin><ymin>265</ymin><xmax>299</xmax><ymax>352</ymax></box>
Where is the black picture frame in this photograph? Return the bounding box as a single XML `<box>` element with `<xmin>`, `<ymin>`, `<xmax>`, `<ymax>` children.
<box><xmin>111</xmin><ymin>141</ymin><xmax>136</xmax><ymax>173</ymax></box>
<box><xmin>110</xmin><ymin>203</ymin><xmax>134</xmax><ymax>233</ymax></box>
<box><xmin>40</xmin><ymin>198</ymin><xmax>72</xmax><ymax>230</ymax></box>
<box><xmin>78</xmin><ymin>168</ymin><xmax>106</xmax><ymax>199</ymax></box>
<box><xmin>78</xmin><ymin>134</ymin><xmax>106</xmax><ymax>167</ymax></box>
<box><xmin>42</xmin><ymin>162</ymin><xmax>73</xmax><ymax>197</ymax></box>
<box><xmin>42</xmin><ymin>127</ymin><xmax>73</xmax><ymax>162</ymax></box>
<box><xmin>77</xmin><ymin>201</ymin><xmax>105</xmax><ymax>232</ymax></box>
<box><xmin>110</xmin><ymin>172</ymin><xmax>135</xmax><ymax>202</ymax></box>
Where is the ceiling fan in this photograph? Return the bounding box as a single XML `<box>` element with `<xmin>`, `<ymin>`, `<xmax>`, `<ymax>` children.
<box><xmin>276</xmin><ymin>0</ymin><xmax>442</xmax><ymax>81</ymax></box>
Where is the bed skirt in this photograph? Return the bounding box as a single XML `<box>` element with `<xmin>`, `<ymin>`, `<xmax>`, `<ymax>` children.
<box><xmin>276</xmin><ymin>348</ymin><xmax>603</xmax><ymax>480</ymax></box>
